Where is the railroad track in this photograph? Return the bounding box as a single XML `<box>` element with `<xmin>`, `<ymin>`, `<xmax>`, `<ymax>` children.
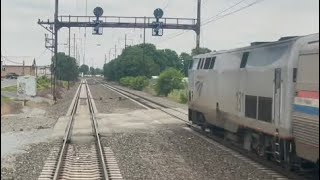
<box><xmin>93</xmin><ymin>79</ymin><xmax>188</xmax><ymax>116</ymax></box>
<box><xmin>93</xmin><ymin>79</ymin><xmax>316</xmax><ymax>180</ymax></box>
<box><xmin>38</xmin><ymin>80</ymin><xmax>123</xmax><ymax>180</ymax></box>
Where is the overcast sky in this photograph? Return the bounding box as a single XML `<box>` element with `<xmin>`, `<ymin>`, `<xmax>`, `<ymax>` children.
<box><xmin>1</xmin><ymin>0</ymin><xmax>319</xmax><ymax>68</ymax></box>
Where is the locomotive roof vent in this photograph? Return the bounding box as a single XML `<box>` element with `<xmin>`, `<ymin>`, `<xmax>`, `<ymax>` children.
<box><xmin>278</xmin><ymin>36</ymin><xmax>298</xmax><ymax>41</ymax></box>
<box><xmin>250</xmin><ymin>42</ymin><xmax>271</xmax><ymax>46</ymax></box>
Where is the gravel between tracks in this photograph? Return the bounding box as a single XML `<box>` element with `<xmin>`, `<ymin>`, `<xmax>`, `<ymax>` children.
<box><xmin>88</xmin><ymin>81</ymin><xmax>144</xmax><ymax>114</ymax></box>
<box><xmin>107</xmin><ymin>82</ymin><xmax>188</xmax><ymax>111</ymax></box>
<box><xmin>102</xmin><ymin>124</ymin><xmax>272</xmax><ymax>180</ymax></box>
<box><xmin>1</xmin><ymin>83</ymin><xmax>79</xmax><ymax>180</ymax></box>
<box><xmin>1</xmin><ymin>141</ymin><xmax>57</xmax><ymax>180</ymax></box>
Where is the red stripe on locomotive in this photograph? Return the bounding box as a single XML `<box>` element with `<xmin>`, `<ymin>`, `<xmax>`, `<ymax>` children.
<box><xmin>297</xmin><ymin>91</ymin><xmax>319</xmax><ymax>99</ymax></box>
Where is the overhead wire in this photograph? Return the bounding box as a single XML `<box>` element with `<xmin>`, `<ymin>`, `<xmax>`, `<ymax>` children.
<box><xmin>156</xmin><ymin>0</ymin><xmax>247</xmax><ymax>45</ymax></box>
<box><xmin>156</xmin><ymin>0</ymin><xmax>265</xmax><ymax>45</ymax></box>
<box><xmin>162</xmin><ymin>0</ymin><xmax>170</xmax><ymax>10</ymax></box>
<box><xmin>202</xmin><ymin>0</ymin><xmax>265</xmax><ymax>26</ymax></box>
<box><xmin>202</xmin><ymin>0</ymin><xmax>248</xmax><ymax>24</ymax></box>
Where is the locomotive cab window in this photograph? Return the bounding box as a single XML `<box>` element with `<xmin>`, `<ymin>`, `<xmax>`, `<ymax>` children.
<box><xmin>197</xmin><ymin>59</ymin><xmax>202</xmax><ymax>69</ymax></box>
<box><xmin>200</xmin><ymin>58</ymin><xmax>205</xmax><ymax>69</ymax></box>
<box><xmin>240</xmin><ymin>52</ymin><xmax>250</xmax><ymax>68</ymax></box>
<box><xmin>203</xmin><ymin>58</ymin><xmax>212</xmax><ymax>69</ymax></box>
<box><xmin>209</xmin><ymin>57</ymin><xmax>216</xmax><ymax>69</ymax></box>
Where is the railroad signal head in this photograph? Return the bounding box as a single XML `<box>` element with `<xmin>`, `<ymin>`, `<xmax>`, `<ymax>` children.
<box><xmin>93</xmin><ymin>7</ymin><xmax>104</xmax><ymax>17</ymax></box>
<box><xmin>152</xmin><ymin>22</ymin><xmax>163</xmax><ymax>36</ymax></box>
<box><xmin>154</xmin><ymin>8</ymin><xmax>164</xmax><ymax>19</ymax></box>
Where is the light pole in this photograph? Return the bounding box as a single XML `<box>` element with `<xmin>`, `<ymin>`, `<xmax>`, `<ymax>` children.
<box><xmin>108</xmin><ymin>47</ymin><xmax>123</xmax><ymax>63</ymax></box>
<box><xmin>118</xmin><ymin>34</ymin><xmax>134</xmax><ymax>49</ymax></box>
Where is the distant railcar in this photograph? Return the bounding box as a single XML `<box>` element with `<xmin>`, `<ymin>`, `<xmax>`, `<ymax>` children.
<box><xmin>188</xmin><ymin>33</ymin><xmax>319</xmax><ymax>168</ymax></box>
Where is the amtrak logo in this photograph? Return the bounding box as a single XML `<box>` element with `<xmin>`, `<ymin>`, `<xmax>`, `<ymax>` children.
<box><xmin>195</xmin><ymin>81</ymin><xmax>203</xmax><ymax>96</ymax></box>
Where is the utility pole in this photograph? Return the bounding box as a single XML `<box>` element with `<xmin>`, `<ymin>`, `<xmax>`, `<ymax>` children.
<box><xmin>115</xmin><ymin>45</ymin><xmax>117</xmax><ymax>58</ymax></box>
<box><xmin>109</xmin><ymin>49</ymin><xmax>112</xmax><ymax>62</ymax></box>
<box><xmin>22</xmin><ymin>60</ymin><xmax>25</xmax><ymax>76</ymax></box>
<box><xmin>73</xmin><ymin>33</ymin><xmax>76</xmax><ymax>58</ymax></box>
<box><xmin>196</xmin><ymin>0</ymin><xmax>201</xmax><ymax>50</ymax></box>
<box><xmin>68</xmin><ymin>28</ymin><xmax>71</xmax><ymax>56</ymax></box>
<box><xmin>104</xmin><ymin>54</ymin><xmax>107</xmax><ymax>64</ymax></box>
<box><xmin>125</xmin><ymin>34</ymin><xmax>127</xmax><ymax>49</ymax></box>
<box><xmin>143</xmin><ymin>17</ymin><xmax>146</xmax><ymax>75</ymax></box>
<box><xmin>53</xmin><ymin>0</ymin><xmax>59</xmax><ymax>102</ymax></box>
<box><xmin>84</xmin><ymin>0</ymin><xmax>88</xmax><ymax>66</ymax></box>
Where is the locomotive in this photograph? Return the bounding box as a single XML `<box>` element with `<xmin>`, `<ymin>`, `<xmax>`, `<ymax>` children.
<box><xmin>188</xmin><ymin>33</ymin><xmax>319</xmax><ymax>169</ymax></box>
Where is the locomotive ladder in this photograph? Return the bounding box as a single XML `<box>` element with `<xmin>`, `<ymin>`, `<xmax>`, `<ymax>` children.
<box><xmin>274</xmin><ymin>130</ymin><xmax>281</xmax><ymax>163</ymax></box>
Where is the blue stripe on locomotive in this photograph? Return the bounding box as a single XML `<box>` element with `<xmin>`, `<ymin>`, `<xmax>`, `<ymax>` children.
<box><xmin>293</xmin><ymin>104</ymin><xmax>319</xmax><ymax>116</ymax></box>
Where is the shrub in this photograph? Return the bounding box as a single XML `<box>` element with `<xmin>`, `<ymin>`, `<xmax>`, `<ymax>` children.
<box><xmin>179</xmin><ymin>91</ymin><xmax>188</xmax><ymax>104</ymax></box>
<box><xmin>155</xmin><ymin>68</ymin><xmax>184</xmax><ymax>96</ymax></box>
<box><xmin>168</xmin><ymin>89</ymin><xmax>188</xmax><ymax>104</ymax></box>
<box><xmin>120</xmin><ymin>76</ymin><xmax>149</xmax><ymax>91</ymax></box>
<box><xmin>37</xmin><ymin>76</ymin><xmax>51</xmax><ymax>91</ymax></box>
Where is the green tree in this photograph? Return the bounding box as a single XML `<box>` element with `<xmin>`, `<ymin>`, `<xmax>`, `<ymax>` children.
<box><xmin>95</xmin><ymin>68</ymin><xmax>103</xmax><ymax>75</ymax></box>
<box><xmin>79</xmin><ymin>64</ymin><xmax>89</xmax><ymax>75</ymax></box>
<box><xmin>103</xmin><ymin>43</ymin><xmax>191</xmax><ymax>81</ymax></box>
<box><xmin>179</xmin><ymin>52</ymin><xmax>193</xmax><ymax>76</ymax></box>
<box><xmin>191</xmin><ymin>47</ymin><xmax>212</xmax><ymax>56</ymax></box>
<box><xmin>155</xmin><ymin>68</ymin><xmax>184</xmax><ymax>96</ymax></box>
<box><xmin>90</xmin><ymin>66</ymin><xmax>96</xmax><ymax>75</ymax></box>
<box><xmin>51</xmin><ymin>52</ymin><xmax>78</xmax><ymax>89</ymax></box>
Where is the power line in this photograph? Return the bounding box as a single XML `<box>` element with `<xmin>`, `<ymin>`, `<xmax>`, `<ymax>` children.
<box><xmin>2</xmin><ymin>56</ymin><xmax>24</xmax><ymax>65</ymax></box>
<box><xmin>202</xmin><ymin>0</ymin><xmax>248</xmax><ymax>24</ymax></box>
<box><xmin>202</xmin><ymin>0</ymin><xmax>265</xmax><ymax>26</ymax></box>
<box><xmin>156</xmin><ymin>0</ymin><xmax>265</xmax><ymax>45</ymax></box>
<box><xmin>157</xmin><ymin>0</ymin><xmax>248</xmax><ymax>45</ymax></box>
<box><xmin>35</xmin><ymin>49</ymin><xmax>48</xmax><ymax>59</ymax></box>
<box><xmin>162</xmin><ymin>0</ymin><xmax>170</xmax><ymax>10</ymax></box>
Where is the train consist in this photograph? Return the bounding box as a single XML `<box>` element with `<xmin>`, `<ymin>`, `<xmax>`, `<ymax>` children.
<box><xmin>188</xmin><ymin>33</ymin><xmax>319</xmax><ymax>169</ymax></box>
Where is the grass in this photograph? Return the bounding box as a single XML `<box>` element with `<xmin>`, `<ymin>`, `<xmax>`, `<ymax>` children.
<box><xmin>168</xmin><ymin>89</ymin><xmax>188</xmax><ymax>104</ymax></box>
<box><xmin>1</xmin><ymin>86</ymin><xmax>17</xmax><ymax>92</ymax></box>
<box><xmin>143</xmin><ymin>79</ymin><xmax>157</xmax><ymax>96</ymax></box>
<box><xmin>37</xmin><ymin>79</ymin><xmax>51</xmax><ymax>91</ymax></box>
<box><xmin>1</xmin><ymin>96</ymin><xmax>11</xmax><ymax>103</ymax></box>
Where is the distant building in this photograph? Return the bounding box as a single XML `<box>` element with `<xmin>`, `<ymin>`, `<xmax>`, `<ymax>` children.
<box><xmin>36</xmin><ymin>65</ymin><xmax>52</xmax><ymax>78</ymax></box>
<box><xmin>1</xmin><ymin>57</ymin><xmax>37</xmax><ymax>78</ymax></box>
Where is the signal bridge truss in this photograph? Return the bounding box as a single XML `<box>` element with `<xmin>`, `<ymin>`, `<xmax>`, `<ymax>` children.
<box><xmin>38</xmin><ymin>15</ymin><xmax>200</xmax><ymax>50</ymax></box>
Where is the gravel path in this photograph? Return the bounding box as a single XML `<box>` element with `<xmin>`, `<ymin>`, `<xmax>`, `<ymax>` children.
<box><xmin>102</xmin><ymin>124</ymin><xmax>272</xmax><ymax>180</ymax></box>
<box><xmin>88</xmin><ymin>80</ymin><xmax>144</xmax><ymax>114</ymax></box>
<box><xmin>1</xmin><ymin>141</ymin><xmax>57</xmax><ymax>180</ymax></box>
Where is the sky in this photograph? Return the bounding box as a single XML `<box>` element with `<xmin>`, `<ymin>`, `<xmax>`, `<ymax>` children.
<box><xmin>1</xmin><ymin>0</ymin><xmax>319</xmax><ymax>68</ymax></box>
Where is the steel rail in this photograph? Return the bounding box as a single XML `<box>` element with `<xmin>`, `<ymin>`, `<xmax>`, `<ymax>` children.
<box><xmin>85</xmin><ymin>82</ymin><xmax>109</xmax><ymax>180</ymax></box>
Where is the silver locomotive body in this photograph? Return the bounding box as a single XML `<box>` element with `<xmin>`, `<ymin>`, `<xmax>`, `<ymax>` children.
<box><xmin>188</xmin><ymin>33</ymin><xmax>319</xmax><ymax>166</ymax></box>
